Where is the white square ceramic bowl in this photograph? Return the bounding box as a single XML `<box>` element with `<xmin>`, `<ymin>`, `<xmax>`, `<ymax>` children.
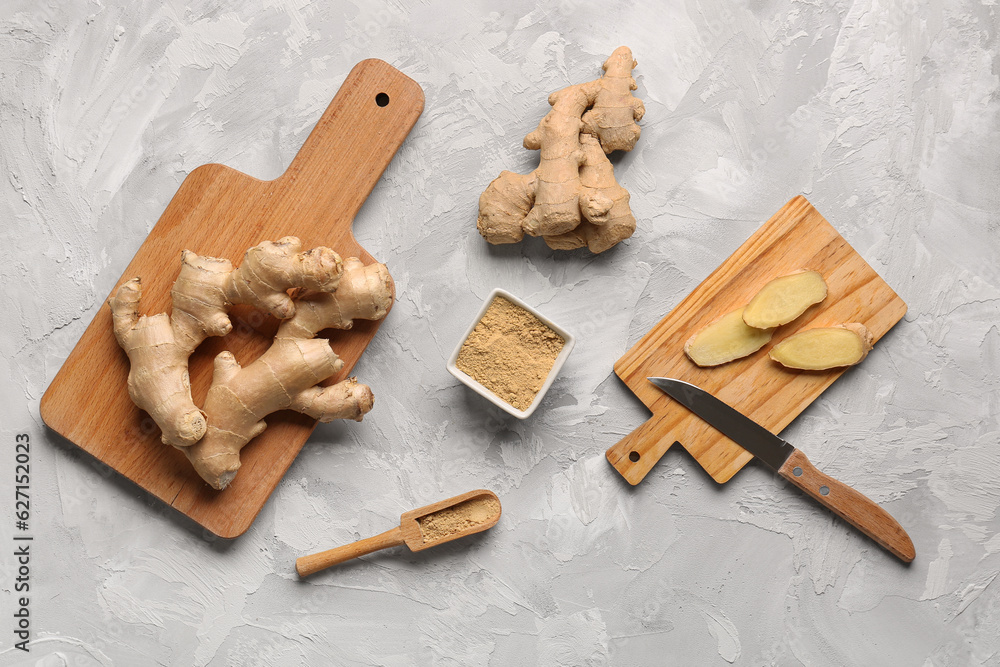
<box><xmin>447</xmin><ymin>288</ymin><xmax>575</xmax><ymax>419</ymax></box>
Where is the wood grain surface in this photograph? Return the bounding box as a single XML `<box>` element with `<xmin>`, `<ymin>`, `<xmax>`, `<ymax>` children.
<box><xmin>40</xmin><ymin>59</ymin><xmax>424</xmax><ymax>538</ymax></box>
<box><xmin>606</xmin><ymin>196</ymin><xmax>907</xmax><ymax>485</ymax></box>
<box><xmin>296</xmin><ymin>527</ymin><xmax>407</xmax><ymax>576</ymax></box>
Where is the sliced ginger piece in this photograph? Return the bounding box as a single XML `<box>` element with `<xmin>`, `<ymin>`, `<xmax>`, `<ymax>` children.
<box><xmin>743</xmin><ymin>270</ymin><xmax>827</xmax><ymax>329</ymax></box>
<box><xmin>684</xmin><ymin>308</ymin><xmax>775</xmax><ymax>367</ymax></box>
<box><xmin>769</xmin><ymin>323</ymin><xmax>873</xmax><ymax>370</ymax></box>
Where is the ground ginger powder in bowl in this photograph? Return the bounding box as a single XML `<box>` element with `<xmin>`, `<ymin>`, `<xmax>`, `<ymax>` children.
<box><xmin>455</xmin><ymin>296</ymin><xmax>566</xmax><ymax>411</ymax></box>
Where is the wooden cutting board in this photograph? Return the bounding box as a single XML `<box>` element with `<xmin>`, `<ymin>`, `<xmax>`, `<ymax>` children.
<box><xmin>606</xmin><ymin>196</ymin><xmax>907</xmax><ymax>485</ymax></box>
<box><xmin>40</xmin><ymin>59</ymin><xmax>424</xmax><ymax>538</ymax></box>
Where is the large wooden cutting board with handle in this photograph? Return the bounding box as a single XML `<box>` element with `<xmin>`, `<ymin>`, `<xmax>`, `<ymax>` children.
<box><xmin>40</xmin><ymin>59</ymin><xmax>423</xmax><ymax>538</ymax></box>
<box><xmin>606</xmin><ymin>196</ymin><xmax>906</xmax><ymax>485</ymax></box>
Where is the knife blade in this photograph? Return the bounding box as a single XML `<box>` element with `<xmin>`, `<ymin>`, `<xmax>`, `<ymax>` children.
<box><xmin>648</xmin><ymin>377</ymin><xmax>915</xmax><ymax>563</ymax></box>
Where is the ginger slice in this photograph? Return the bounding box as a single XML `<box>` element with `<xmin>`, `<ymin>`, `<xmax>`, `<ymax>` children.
<box><xmin>684</xmin><ymin>308</ymin><xmax>774</xmax><ymax>367</ymax></box>
<box><xmin>769</xmin><ymin>323</ymin><xmax>873</xmax><ymax>370</ymax></box>
<box><xmin>743</xmin><ymin>270</ymin><xmax>827</xmax><ymax>329</ymax></box>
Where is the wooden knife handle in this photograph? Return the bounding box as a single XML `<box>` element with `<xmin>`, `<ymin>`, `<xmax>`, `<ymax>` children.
<box><xmin>778</xmin><ymin>449</ymin><xmax>915</xmax><ymax>563</ymax></box>
<box><xmin>296</xmin><ymin>526</ymin><xmax>405</xmax><ymax>577</ymax></box>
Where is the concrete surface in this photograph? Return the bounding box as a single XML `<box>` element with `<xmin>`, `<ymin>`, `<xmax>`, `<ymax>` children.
<box><xmin>1</xmin><ymin>0</ymin><xmax>998</xmax><ymax>665</ymax></box>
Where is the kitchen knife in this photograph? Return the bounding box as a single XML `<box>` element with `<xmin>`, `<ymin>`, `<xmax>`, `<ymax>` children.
<box><xmin>648</xmin><ymin>377</ymin><xmax>915</xmax><ymax>563</ymax></box>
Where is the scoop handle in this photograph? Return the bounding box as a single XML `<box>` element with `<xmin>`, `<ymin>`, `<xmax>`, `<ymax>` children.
<box><xmin>296</xmin><ymin>526</ymin><xmax>405</xmax><ymax>576</ymax></box>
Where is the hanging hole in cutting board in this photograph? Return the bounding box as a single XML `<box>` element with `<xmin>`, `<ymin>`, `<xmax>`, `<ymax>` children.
<box><xmin>629</xmin><ymin>451</ymin><xmax>640</xmax><ymax>462</ymax></box>
<box><xmin>376</xmin><ymin>92</ymin><xmax>390</xmax><ymax>107</ymax></box>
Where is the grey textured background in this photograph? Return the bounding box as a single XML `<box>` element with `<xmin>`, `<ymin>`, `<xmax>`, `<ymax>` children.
<box><xmin>2</xmin><ymin>1</ymin><xmax>999</xmax><ymax>665</ymax></box>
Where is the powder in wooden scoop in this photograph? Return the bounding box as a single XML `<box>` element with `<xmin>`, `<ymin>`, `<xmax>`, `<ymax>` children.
<box><xmin>417</xmin><ymin>495</ymin><xmax>501</xmax><ymax>543</ymax></box>
<box><xmin>455</xmin><ymin>296</ymin><xmax>566</xmax><ymax>410</ymax></box>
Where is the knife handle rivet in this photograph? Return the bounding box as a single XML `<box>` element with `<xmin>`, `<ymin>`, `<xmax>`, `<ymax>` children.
<box><xmin>819</xmin><ymin>485</ymin><xmax>830</xmax><ymax>496</ymax></box>
<box><xmin>793</xmin><ymin>467</ymin><xmax>803</xmax><ymax>477</ymax></box>
<box><xmin>629</xmin><ymin>451</ymin><xmax>640</xmax><ymax>462</ymax></box>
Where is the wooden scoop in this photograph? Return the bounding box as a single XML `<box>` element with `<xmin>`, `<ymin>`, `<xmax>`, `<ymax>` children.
<box><xmin>296</xmin><ymin>489</ymin><xmax>501</xmax><ymax>576</ymax></box>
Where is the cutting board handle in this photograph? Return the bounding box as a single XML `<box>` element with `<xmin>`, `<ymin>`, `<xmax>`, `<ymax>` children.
<box><xmin>277</xmin><ymin>59</ymin><xmax>424</xmax><ymax>230</ymax></box>
<box><xmin>606</xmin><ymin>417</ymin><xmax>675</xmax><ymax>485</ymax></box>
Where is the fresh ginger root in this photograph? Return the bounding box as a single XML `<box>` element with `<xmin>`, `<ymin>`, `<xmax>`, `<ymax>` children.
<box><xmin>276</xmin><ymin>258</ymin><xmax>394</xmax><ymax>338</ymax></box>
<box><xmin>109</xmin><ymin>237</ymin><xmax>394</xmax><ymax>489</ymax></box>
<box><xmin>185</xmin><ymin>340</ymin><xmax>373</xmax><ymax>490</ymax></box>
<box><xmin>743</xmin><ymin>270</ymin><xmax>827</xmax><ymax>329</ymax></box>
<box><xmin>684</xmin><ymin>308</ymin><xmax>774</xmax><ymax>367</ymax></box>
<box><xmin>111</xmin><ymin>239</ymin><xmax>342</xmax><ymax>447</ymax></box>
<box><xmin>769</xmin><ymin>324</ymin><xmax>873</xmax><ymax>370</ymax></box>
<box><xmin>477</xmin><ymin>46</ymin><xmax>644</xmax><ymax>253</ymax></box>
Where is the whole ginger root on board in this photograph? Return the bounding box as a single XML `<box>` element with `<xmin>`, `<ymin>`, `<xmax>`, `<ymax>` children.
<box><xmin>477</xmin><ymin>46</ymin><xmax>645</xmax><ymax>253</ymax></box>
<box><xmin>109</xmin><ymin>237</ymin><xmax>394</xmax><ymax>490</ymax></box>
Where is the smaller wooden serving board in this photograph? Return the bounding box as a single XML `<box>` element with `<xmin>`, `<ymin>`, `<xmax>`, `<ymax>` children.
<box><xmin>606</xmin><ymin>196</ymin><xmax>907</xmax><ymax>485</ymax></box>
<box><xmin>40</xmin><ymin>60</ymin><xmax>424</xmax><ymax>538</ymax></box>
